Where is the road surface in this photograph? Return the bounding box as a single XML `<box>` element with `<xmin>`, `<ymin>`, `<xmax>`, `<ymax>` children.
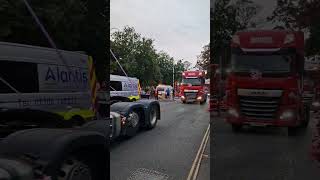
<box><xmin>212</xmin><ymin>111</ymin><xmax>320</xmax><ymax>180</ymax></box>
<box><xmin>110</xmin><ymin>100</ymin><xmax>210</xmax><ymax>180</ymax></box>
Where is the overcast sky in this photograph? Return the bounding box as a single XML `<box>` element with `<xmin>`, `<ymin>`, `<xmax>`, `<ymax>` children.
<box><xmin>111</xmin><ymin>0</ymin><xmax>210</xmax><ymax>66</ymax></box>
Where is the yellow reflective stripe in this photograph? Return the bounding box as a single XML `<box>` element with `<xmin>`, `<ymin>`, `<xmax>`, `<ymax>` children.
<box><xmin>88</xmin><ymin>56</ymin><xmax>97</xmax><ymax>112</ymax></box>
<box><xmin>129</xmin><ymin>95</ymin><xmax>140</xmax><ymax>101</ymax></box>
<box><xmin>138</xmin><ymin>80</ymin><xmax>141</xmax><ymax>95</ymax></box>
<box><xmin>56</xmin><ymin>109</ymin><xmax>95</xmax><ymax>120</ymax></box>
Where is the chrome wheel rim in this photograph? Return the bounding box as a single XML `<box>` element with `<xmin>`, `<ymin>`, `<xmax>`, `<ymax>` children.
<box><xmin>58</xmin><ymin>159</ymin><xmax>92</xmax><ymax>180</ymax></box>
<box><xmin>128</xmin><ymin>112</ymin><xmax>139</xmax><ymax>127</ymax></box>
<box><xmin>150</xmin><ymin>109</ymin><xmax>157</xmax><ymax>126</ymax></box>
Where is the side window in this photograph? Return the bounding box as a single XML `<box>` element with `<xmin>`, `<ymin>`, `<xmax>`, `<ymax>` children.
<box><xmin>0</xmin><ymin>81</ymin><xmax>15</xmax><ymax>93</ymax></box>
<box><xmin>0</xmin><ymin>61</ymin><xmax>39</xmax><ymax>93</ymax></box>
<box><xmin>110</xmin><ymin>81</ymin><xmax>122</xmax><ymax>91</ymax></box>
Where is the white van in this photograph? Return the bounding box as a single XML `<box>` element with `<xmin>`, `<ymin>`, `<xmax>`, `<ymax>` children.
<box><xmin>156</xmin><ymin>84</ymin><xmax>173</xmax><ymax>98</ymax></box>
<box><xmin>110</xmin><ymin>74</ymin><xmax>141</xmax><ymax>101</ymax></box>
<box><xmin>0</xmin><ymin>41</ymin><xmax>96</xmax><ymax>131</ymax></box>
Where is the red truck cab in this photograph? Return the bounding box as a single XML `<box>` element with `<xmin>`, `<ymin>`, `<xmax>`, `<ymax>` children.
<box><xmin>180</xmin><ymin>70</ymin><xmax>207</xmax><ymax>104</ymax></box>
<box><xmin>226</xmin><ymin>30</ymin><xmax>309</xmax><ymax>135</ymax></box>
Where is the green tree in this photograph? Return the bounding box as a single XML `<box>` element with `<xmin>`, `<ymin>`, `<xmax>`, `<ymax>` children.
<box><xmin>0</xmin><ymin>0</ymin><xmax>108</xmax><ymax>81</ymax></box>
<box><xmin>211</xmin><ymin>0</ymin><xmax>261</xmax><ymax>66</ymax></box>
<box><xmin>196</xmin><ymin>43</ymin><xmax>210</xmax><ymax>69</ymax></box>
<box><xmin>110</xmin><ymin>26</ymin><xmax>186</xmax><ymax>87</ymax></box>
<box><xmin>110</xmin><ymin>26</ymin><xmax>161</xmax><ymax>86</ymax></box>
<box><xmin>268</xmin><ymin>0</ymin><xmax>320</xmax><ymax>56</ymax></box>
<box><xmin>157</xmin><ymin>51</ymin><xmax>174</xmax><ymax>85</ymax></box>
<box><xmin>174</xmin><ymin>60</ymin><xmax>185</xmax><ymax>83</ymax></box>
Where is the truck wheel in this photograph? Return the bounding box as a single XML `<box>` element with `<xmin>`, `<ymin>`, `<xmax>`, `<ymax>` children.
<box><xmin>125</xmin><ymin>111</ymin><xmax>140</xmax><ymax>137</ymax></box>
<box><xmin>57</xmin><ymin>158</ymin><xmax>92</xmax><ymax>180</ymax></box>
<box><xmin>288</xmin><ymin>127</ymin><xmax>299</xmax><ymax>136</ymax></box>
<box><xmin>231</xmin><ymin>124</ymin><xmax>242</xmax><ymax>132</ymax></box>
<box><xmin>182</xmin><ymin>101</ymin><xmax>186</xmax><ymax>104</ymax></box>
<box><xmin>200</xmin><ymin>99</ymin><xmax>206</xmax><ymax>105</ymax></box>
<box><xmin>146</xmin><ymin>105</ymin><xmax>158</xmax><ymax>129</ymax></box>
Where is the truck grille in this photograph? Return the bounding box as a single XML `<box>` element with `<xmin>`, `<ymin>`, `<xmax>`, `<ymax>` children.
<box><xmin>239</xmin><ymin>96</ymin><xmax>280</xmax><ymax>120</ymax></box>
<box><xmin>303</xmin><ymin>92</ymin><xmax>313</xmax><ymax>103</ymax></box>
<box><xmin>184</xmin><ymin>92</ymin><xmax>197</xmax><ymax>100</ymax></box>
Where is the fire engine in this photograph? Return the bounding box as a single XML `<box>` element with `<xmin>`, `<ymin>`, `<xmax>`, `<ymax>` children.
<box><xmin>226</xmin><ymin>30</ymin><xmax>309</xmax><ymax>135</ymax></box>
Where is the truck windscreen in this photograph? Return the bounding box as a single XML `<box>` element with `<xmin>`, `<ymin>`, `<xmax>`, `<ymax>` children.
<box><xmin>181</xmin><ymin>78</ymin><xmax>202</xmax><ymax>86</ymax></box>
<box><xmin>231</xmin><ymin>54</ymin><xmax>292</xmax><ymax>73</ymax></box>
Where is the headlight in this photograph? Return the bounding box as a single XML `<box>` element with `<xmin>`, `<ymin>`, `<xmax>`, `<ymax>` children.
<box><xmin>312</xmin><ymin>101</ymin><xmax>320</xmax><ymax>107</ymax></box>
<box><xmin>197</xmin><ymin>96</ymin><xmax>202</xmax><ymax>100</ymax></box>
<box><xmin>181</xmin><ymin>96</ymin><xmax>185</xmax><ymax>99</ymax></box>
<box><xmin>280</xmin><ymin>110</ymin><xmax>295</xmax><ymax>120</ymax></box>
<box><xmin>227</xmin><ymin>108</ymin><xmax>239</xmax><ymax>118</ymax></box>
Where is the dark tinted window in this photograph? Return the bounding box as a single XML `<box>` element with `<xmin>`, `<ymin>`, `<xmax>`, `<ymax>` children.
<box><xmin>0</xmin><ymin>61</ymin><xmax>38</xmax><ymax>93</ymax></box>
<box><xmin>110</xmin><ymin>81</ymin><xmax>122</xmax><ymax>91</ymax></box>
<box><xmin>182</xmin><ymin>78</ymin><xmax>202</xmax><ymax>86</ymax></box>
<box><xmin>231</xmin><ymin>54</ymin><xmax>292</xmax><ymax>73</ymax></box>
<box><xmin>0</xmin><ymin>81</ymin><xmax>15</xmax><ymax>93</ymax></box>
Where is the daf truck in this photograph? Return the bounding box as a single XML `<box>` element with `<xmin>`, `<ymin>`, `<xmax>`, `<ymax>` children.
<box><xmin>180</xmin><ymin>70</ymin><xmax>207</xmax><ymax>104</ymax></box>
<box><xmin>226</xmin><ymin>30</ymin><xmax>310</xmax><ymax>135</ymax></box>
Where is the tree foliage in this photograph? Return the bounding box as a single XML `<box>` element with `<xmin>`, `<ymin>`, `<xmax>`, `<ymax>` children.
<box><xmin>211</xmin><ymin>0</ymin><xmax>261</xmax><ymax>65</ymax></box>
<box><xmin>268</xmin><ymin>0</ymin><xmax>320</xmax><ymax>30</ymax></box>
<box><xmin>196</xmin><ymin>43</ymin><xmax>210</xmax><ymax>69</ymax></box>
<box><xmin>0</xmin><ymin>0</ymin><xmax>108</xmax><ymax>81</ymax></box>
<box><xmin>269</xmin><ymin>0</ymin><xmax>320</xmax><ymax>56</ymax></box>
<box><xmin>110</xmin><ymin>26</ymin><xmax>185</xmax><ymax>87</ymax></box>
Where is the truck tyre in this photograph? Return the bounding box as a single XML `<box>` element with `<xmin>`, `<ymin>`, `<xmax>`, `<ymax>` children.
<box><xmin>231</xmin><ymin>124</ymin><xmax>242</xmax><ymax>132</ymax></box>
<box><xmin>146</xmin><ymin>105</ymin><xmax>159</xmax><ymax>129</ymax></box>
<box><xmin>182</xmin><ymin>101</ymin><xmax>186</xmax><ymax>104</ymax></box>
<box><xmin>125</xmin><ymin>111</ymin><xmax>140</xmax><ymax>137</ymax></box>
<box><xmin>288</xmin><ymin>127</ymin><xmax>299</xmax><ymax>136</ymax></box>
<box><xmin>70</xmin><ymin>116</ymin><xmax>85</xmax><ymax>128</ymax></box>
<box><xmin>57</xmin><ymin>158</ymin><xmax>92</xmax><ymax>180</ymax></box>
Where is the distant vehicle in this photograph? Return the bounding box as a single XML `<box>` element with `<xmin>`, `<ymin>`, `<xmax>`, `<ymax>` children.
<box><xmin>180</xmin><ymin>70</ymin><xmax>207</xmax><ymax>104</ymax></box>
<box><xmin>226</xmin><ymin>30</ymin><xmax>309</xmax><ymax>135</ymax></box>
<box><xmin>155</xmin><ymin>84</ymin><xmax>172</xmax><ymax>98</ymax></box>
<box><xmin>110</xmin><ymin>74</ymin><xmax>141</xmax><ymax>101</ymax></box>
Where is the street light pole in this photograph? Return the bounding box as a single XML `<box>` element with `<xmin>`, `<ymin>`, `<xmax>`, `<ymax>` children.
<box><xmin>173</xmin><ymin>63</ymin><xmax>175</xmax><ymax>88</ymax></box>
<box><xmin>173</xmin><ymin>60</ymin><xmax>175</xmax><ymax>99</ymax></box>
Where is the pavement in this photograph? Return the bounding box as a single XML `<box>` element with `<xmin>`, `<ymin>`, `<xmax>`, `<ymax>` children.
<box><xmin>110</xmin><ymin>100</ymin><xmax>210</xmax><ymax>180</ymax></box>
<box><xmin>212</xmin><ymin>112</ymin><xmax>320</xmax><ymax>180</ymax></box>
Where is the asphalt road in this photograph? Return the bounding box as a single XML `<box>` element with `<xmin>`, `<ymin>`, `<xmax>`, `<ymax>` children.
<box><xmin>212</xmin><ymin>111</ymin><xmax>320</xmax><ymax>180</ymax></box>
<box><xmin>110</xmin><ymin>100</ymin><xmax>210</xmax><ymax>180</ymax></box>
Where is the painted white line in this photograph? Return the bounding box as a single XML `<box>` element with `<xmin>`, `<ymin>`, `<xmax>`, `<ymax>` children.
<box><xmin>192</xmin><ymin>129</ymin><xmax>210</xmax><ymax>180</ymax></box>
<box><xmin>186</xmin><ymin>124</ymin><xmax>210</xmax><ymax>180</ymax></box>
